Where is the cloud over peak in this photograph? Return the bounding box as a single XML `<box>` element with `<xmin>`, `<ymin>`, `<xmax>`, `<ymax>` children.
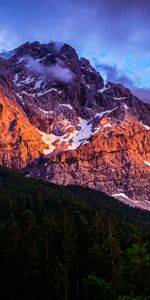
<box><xmin>25</xmin><ymin>55</ymin><xmax>73</xmax><ymax>83</ymax></box>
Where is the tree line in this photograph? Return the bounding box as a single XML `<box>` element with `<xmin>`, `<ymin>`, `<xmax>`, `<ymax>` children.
<box><xmin>0</xmin><ymin>167</ymin><xmax>150</xmax><ymax>300</ymax></box>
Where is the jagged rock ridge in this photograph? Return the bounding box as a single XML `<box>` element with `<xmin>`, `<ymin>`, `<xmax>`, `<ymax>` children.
<box><xmin>0</xmin><ymin>41</ymin><xmax>150</xmax><ymax>210</ymax></box>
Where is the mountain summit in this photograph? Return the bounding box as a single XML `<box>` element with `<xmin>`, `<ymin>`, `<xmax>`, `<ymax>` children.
<box><xmin>0</xmin><ymin>41</ymin><xmax>150</xmax><ymax>209</ymax></box>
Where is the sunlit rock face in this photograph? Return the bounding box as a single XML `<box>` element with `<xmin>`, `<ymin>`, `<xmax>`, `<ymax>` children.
<box><xmin>0</xmin><ymin>86</ymin><xmax>47</xmax><ymax>168</ymax></box>
<box><xmin>0</xmin><ymin>41</ymin><xmax>150</xmax><ymax>209</ymax></box>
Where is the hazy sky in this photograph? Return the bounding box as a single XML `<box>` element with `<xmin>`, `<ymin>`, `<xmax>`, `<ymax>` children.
<box><xmin>0</xmin><ymin>0</ymin><xmax>150</xmax><ymax>101</ymax></box>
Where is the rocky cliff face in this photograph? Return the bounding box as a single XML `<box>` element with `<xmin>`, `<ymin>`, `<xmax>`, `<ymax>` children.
<box><xmin>0</xmin><ymin>41</ymin><xmax>150</xmax><ymax>210</ymax></box>
<box><xmin>0</xmin><ymin>71</ymin><xmax>46</xmax><ymax>168</ymax></box>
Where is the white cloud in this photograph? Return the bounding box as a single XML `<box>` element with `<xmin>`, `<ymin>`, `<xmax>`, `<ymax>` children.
<box><xmin>25</xmin><ymin>55</ymin><xmax>73</xmax><ymax>83</ymax></box>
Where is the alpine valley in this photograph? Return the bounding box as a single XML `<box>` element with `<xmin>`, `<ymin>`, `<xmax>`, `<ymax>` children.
<box><xmin>0</xmin><ymin>41</ymin><xmax>150</xmax><ymax>210</ymax></box>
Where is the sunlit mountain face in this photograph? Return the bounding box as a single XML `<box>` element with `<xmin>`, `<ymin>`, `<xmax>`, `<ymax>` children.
<box><xmin>0</xmin><ymin>41</ymin><xmax>150</xmax><ymax>210</ymax></box>
<box><xmin>0</xmin><ymin>1</ymin><xmax>150</xmax><ymax>210</ymax></box>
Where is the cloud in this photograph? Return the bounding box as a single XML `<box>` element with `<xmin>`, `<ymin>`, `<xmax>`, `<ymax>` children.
<box><xmin>0</xmin><ymin>0</ymin><xmax>150</xmax><ymax>97</ymax></box>
<box><xmin>2</xmin><ymin>0</ymin><xmax>150</xmax><ymax>54</ymax></box>
<box><xmin>25</xmin><ymin>55</ymin><xmax>73</xmax><ymax>83</ymax></box>
<box><xmin>97</xmin><ymin>63</ymin><xmax>150</xmax><ymax>103</ymax></box>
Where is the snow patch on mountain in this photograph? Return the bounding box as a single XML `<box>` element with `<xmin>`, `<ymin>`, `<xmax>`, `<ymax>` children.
<box><xmin>93</xmin><ymin>107</ymin><xmax>117</xmax><ymax>120</ymax></box>
<box><xmin>38</xmin><ymin>108</ymin><xmax>53</xmax><ymax>114</ymax></box>
<box><xmin>38</xmin><ymin>117</ymin><xmax>93</xmax><ymax>154</ymax></box>
<box><xmin>112</xmin><ymin>192</ymin><xmax>150</xmax><ymax>211</ymax></box>
<box><xmin>98</xmin><ymin>84</ymin><xmax>111</xmax><ymax>93</ymax></box>
<box><xmin>60</xmin><ymin>104</ymin><xmax>73</xmax><ymax>110</ymax></box>
<box><xmin>113</xmin><ymin>97</ymin><xmax>127</xmax><ymax>101</ymax></box>
<box><xmin>38</xmin><ymin>131</ymin><xmax>59</xmax><ymax>155</ymax></box>
<box><xmin>68</xmin><ymin>118</ymin><xmax>93</xmax><ymax>149</ymax></box>
<box><xmin>113</xmin><ymin>193</ymin><xmax>131</xmax><ymax>200</ymax></box>
<box><xmin>140</xmin><ymin>122</ymin><xmax>150</xmax><ymax>130</ymax></box>
<box><xmin>13</xmin><ymin>74</ymin><xmax>34</xmax><ymax>86</ymax></box>
<box><xmin>144</xmin><ymin>161</ymin><xmax>150</xmax><ymax>167</ymax></box>
<box><xmin>34</xmin><ymin>78</ymin><xmax>43</xmax><ymax>89</ymax></box>
<box><xmin>37</xmin><ymin>88</ymin><xmax>58</xmax><ymax>96</ymax></box>
<box><xmin>103</xmin><ymin>123</ymin><xmax>112</xmax><ymax>129</ymax></box>
<box><xmin>123</xmin><ymin>104</ymin><xmax>129</xmax><ymax>110</ymax></box>
<box><xmin>38</xmin><ymin>107</ymin><xmax>119</xmax><ymax>155</ymax></box>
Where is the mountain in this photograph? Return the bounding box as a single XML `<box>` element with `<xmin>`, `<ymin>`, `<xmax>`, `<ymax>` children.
<box><xmin>0</xmin><ymin>41</ymin><xmax>150</xmax><ymax>209</ymax></box>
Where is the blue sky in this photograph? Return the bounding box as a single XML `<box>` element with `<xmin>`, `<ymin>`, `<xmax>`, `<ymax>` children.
<box><xmin>0</xmin><ymin>0</ymin><xmax>150</xmax><ymax>101</ymax></box>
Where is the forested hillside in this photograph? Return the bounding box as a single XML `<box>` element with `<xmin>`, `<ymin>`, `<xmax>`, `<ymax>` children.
<box><xmin>0</xmin><ymin>167</ymin><xmax>150</xmax><ymax>300</ymax></box>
